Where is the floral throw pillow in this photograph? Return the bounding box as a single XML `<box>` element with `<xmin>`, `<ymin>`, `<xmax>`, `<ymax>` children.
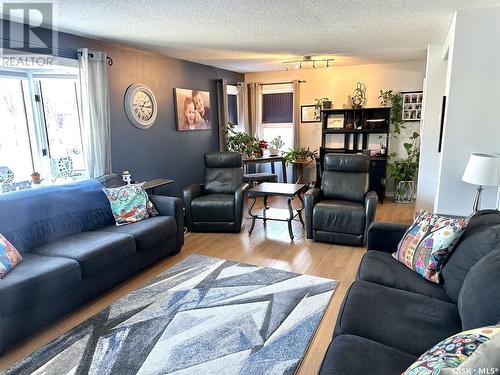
<box><xmin>103</xmin><ymin>183</ymin><xmax>157</xmax><ymax>226</ymax></box>
<box><xmin>402</xmin><ymin>325</ymin><xmax>500</xmax><ymax>375</ymax></box>
<box><xmin>393</xmin><ymin>210</ymin><xmax>468</xmax><ymax>283</ymax></box>
<box><xmin>0</xmin><ymin>233</ymin><xmax>23</xmax><ymax>279</ymax></box>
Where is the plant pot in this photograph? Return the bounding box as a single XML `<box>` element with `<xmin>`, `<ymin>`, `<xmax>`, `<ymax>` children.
<box><xmin>268</xmin><ymin>148</ymin><xmax>279</xmax><ymax>156</ymax></box>
<box><xmin>322</xmin><ymin>101</ymin><xmax>332</xmax><ymax>109</ymax></box>
<box><xmin>394</xmin><ymin>180</ymin><xmax>415</xmax><ymax>204</ymax></box>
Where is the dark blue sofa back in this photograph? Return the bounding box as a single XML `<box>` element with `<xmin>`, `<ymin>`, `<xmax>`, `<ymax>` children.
<box><xmin>0</xmin><ymin>179</ymin><xmax>113</xmax><ymax>253</ymax></box>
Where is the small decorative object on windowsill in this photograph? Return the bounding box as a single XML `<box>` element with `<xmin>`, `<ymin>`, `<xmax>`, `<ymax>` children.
<box><xmin>31</xmin><ymin>172</ymin><xmax>41</xmax><ymax>185</ymax></box>
<box><xmin>122</xmin><ymin>170</ymin><xmax>132</xmax><ymax>185</ymax></box>
<box><xmin>462</xmin><ymin>153</ymin><xmax>500</xmax><ymax>213</ymax></box>
<box><xmin>268</xmin><ymin>136</ymin><xmax>284</xmax><ymax>156</ymax></box>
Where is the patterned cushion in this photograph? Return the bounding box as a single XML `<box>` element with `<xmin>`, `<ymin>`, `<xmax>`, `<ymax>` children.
<box><xmin>0</xmin><ymin>233</ymin><xmax>22</xmax><ymax>279</ymax></box>
<box><xmin>103</xmin><ymin>184</ymin><xmax>157</xmax><ymax>226</ymax></box>
<box><xmin>402</xmin><ymin>325</ymin><xmax>500</xmax><ymax>375</ymax></box>
<box><xmin>393</xmin><ymin>210</ymin><xmax>468</xmax><ymax>283</ymax></box>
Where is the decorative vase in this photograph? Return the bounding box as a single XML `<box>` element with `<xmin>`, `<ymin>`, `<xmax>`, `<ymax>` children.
<box><xmin>268</xmin><ymin>148</ymin><xmax>279</xmax><ymax>156</ymax></box>
<box><xmin>394</xmin><ymin>180</ymin><xmax>415</xmax><ymax>204</ymax></box>
<box><xmin>322</xmin><ymin>100</ymin><xmax>332</xmax><ymax>109</ymax></box>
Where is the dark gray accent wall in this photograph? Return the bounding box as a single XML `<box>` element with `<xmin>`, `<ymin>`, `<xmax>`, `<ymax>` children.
<box><xmin>2</xmin><ymin>21</ymin><xmax>243</xmax><ymax>197</ymax></box>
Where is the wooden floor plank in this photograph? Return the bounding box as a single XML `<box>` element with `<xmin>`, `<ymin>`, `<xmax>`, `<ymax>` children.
<box><xmin>0</xmin><ymin>198</ymin><xmax>415</xmax><ymax>373</ymax></box>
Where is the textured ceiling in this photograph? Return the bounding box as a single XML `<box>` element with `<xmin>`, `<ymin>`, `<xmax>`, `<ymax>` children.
<box><xmin>25</xmin><ymin>0</ymin><xmax>500</xmax><ymax>72</ymax></box>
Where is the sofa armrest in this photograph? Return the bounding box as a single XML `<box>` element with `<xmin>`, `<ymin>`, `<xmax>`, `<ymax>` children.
<box><xmin>364</xmin><ymin>191</ymin><xmax>378</xmax><ymax>243</ymax></box>
<box><xmin>182</xmin><ymin>184</ymin><xmax>203</xmax><ymax>230</ymax></box>
<box><xmin>304</xmin><ymin>188</ymin><xmax>322</xmax><ymax>239</ymax></box>
<box><xmin>366</xmin><ymin>222</ymin><xmax>409</xmax><ymax>253</ymax></box>
<box><xmin>149</xmin><ymin>195</ymin><xmax>184</xmax><ymax>251</ymax></box>
<box><xmin>234</xmin><ymin>183</ymin><xmax>249</xmax><ymax>232</ymax></box>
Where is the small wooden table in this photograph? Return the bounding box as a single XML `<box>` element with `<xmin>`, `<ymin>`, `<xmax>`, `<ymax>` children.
<box><xmin>291</xmin><ymin>159</ymin><xmax>314</xmax><ymax>184</ymax></box>
<box><xmin>142</xmin><ymin>178</ymin><xmax>174</xmax><ymax>194</ymax></box>
<box><xmin>247</xmin><ymin>182</ymin><xmax>306</xmax><ymax>240</ymax></box>
<box><xmin>243</xmin><ymin>155</ymin><xmax>287</xmax><ymax>183</ymax></box>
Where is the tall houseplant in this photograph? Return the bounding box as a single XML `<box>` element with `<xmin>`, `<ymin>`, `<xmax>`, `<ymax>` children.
<box><xmin>387</xmin><ymin>132</ymin><xmax>420</xmax><ymax>203</ymax></box>
<box><xmin>379</xmin><ymin>90</ymin><xmax>420</xmax><ymax>203</ymax></box>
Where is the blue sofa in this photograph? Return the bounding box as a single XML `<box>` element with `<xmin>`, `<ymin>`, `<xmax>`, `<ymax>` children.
<box><xmin>0</xmin><ymin>179</ymin><xmax>184</xmax><ymax>355</ymax></box>
<box><xmin>320</xmin><ymin>210</ymin><xmax>500</xmax><ymax>374</ymax></box>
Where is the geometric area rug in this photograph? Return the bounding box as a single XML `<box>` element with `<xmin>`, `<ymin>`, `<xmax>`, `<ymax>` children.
<box><xmin>3</xmin><ymin>254</ymin><xmax>337</xmax><ymax>375</ymax></box>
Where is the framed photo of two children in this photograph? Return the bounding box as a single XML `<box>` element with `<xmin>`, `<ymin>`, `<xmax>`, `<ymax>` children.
<box><xmin>174</xmin><ymin>88</ymin><xmax>211</xmax><ymax>131</ymax></box>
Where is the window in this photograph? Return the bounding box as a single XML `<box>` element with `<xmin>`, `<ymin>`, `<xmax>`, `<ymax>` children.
<box><xmin>0</xmin><ymin>67</ymin><xmax>85</xmax><ymax>186</ymax></box>
<box><xmin>262</xmin><ymin>92</ymin><xmax>293</xmax><ymax>124</ymax></box>
<box><xmin>227</xmin><ymin>94</ymin><xmax>238</xmax><ymax>125</ymax></box>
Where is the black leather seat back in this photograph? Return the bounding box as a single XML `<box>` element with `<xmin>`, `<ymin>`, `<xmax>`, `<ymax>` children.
<box><xmin>321</xmin><ymin>154</ymin><xmax>369</xmax><ymax>202</ymax></box>
<box><xmin>203</xmin><ymin>152</ymin><xmax>243</xmax><ymax>194</ymax></box>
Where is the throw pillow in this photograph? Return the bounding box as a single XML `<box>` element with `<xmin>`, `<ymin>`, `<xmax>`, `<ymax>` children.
<box><xmin>0</xmin><ymin>233</ymin><xmax>23</xmax><ymax>279</ymax></box>
<box><xmin>402</xmin><ymin>325</ymin><xmax>500</xmax><ymax>375</ymax></box>
<box><xmin>103</xmin><ymin>183</ymin><xmax>157</xmax><ymax>226</ymax></box>
<box><xmin>393</xmin><ymin>210</ymin><xmax>468</xmax><ymax>283</ymax></box>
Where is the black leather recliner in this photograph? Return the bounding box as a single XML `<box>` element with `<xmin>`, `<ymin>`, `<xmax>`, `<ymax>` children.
<box><xmin>183</xmin><ymin>152</ymin><xmax>249</xmax><ymax>233</ymax></box>
<box><xmin>304</xmin><ymin>154</ymin><xmax>378</xmax><ymax>245</ymax></box>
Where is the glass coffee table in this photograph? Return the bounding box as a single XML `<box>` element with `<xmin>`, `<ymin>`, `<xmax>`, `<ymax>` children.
<box><xmin>247</xmin><ymin>182</ymin><xmax>306</xmax><ymax>240</ymax></box>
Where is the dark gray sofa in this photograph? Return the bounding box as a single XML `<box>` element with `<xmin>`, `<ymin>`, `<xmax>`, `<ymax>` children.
<box><xmin>320</xmin><ymin>210</ymin><xmax>500</xmax><ymax>374</ymax></box>
<box><xmin>0</xmin><ymin>179</ymin><xmax>183</xmax><ymax>356</ymax></box>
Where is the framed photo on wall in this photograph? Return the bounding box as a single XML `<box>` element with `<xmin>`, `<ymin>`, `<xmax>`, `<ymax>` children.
<box><xmin>401</xmin><ymin>91</ymin><xmax>423</xmax><ymax>121</ymax></box>
<box><xmin>301</xmin><ymin>105</ymin><xmax>319</xmax><ymax>123</ymax></box>
<box><xmin>174</xmin><ymin>88</ymin><xmax>211</xmax><ymax>131</ymax></box>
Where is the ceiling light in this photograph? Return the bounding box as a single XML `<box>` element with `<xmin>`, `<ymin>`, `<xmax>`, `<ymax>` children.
<box><xmin>282</xmin><ymin>55</ymin><xmax>334</xmax><ymax>70</ymax></box>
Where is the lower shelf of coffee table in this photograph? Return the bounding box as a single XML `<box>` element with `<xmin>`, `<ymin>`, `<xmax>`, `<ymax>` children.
<box><xmin>248</xmin><ymin>208</ymin><xmax>301</xmax><ymax>222</ymax></box>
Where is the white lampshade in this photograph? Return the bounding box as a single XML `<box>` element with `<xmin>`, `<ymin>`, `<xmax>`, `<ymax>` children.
<box><xmin>462</xmin><ymin>153</ymin><xmax>500</xmax><ymax>186</ymax></box>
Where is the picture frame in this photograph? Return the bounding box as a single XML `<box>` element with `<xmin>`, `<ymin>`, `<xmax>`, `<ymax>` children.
<box><xmin>301</xmin><ymin>105</ymin><xmax>319</xmax><ymax>123</ymax></box>
<box><xmin>174</xmin><ymin>88</ymin><xmax>212</xmax><ymax>131</ymax></box>
<box><xmin>327</xmin><ymin>113</ymin><xmax>345</xmax><ymax>129</ymax></box>
<box><xmin>401</xmin><ymin>91</ymin><xmax>423</xmax><ymax>121</ymax></box>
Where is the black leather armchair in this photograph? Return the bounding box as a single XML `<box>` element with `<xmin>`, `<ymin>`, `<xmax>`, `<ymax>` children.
<box><xmin>183</xmin><ymin>152</ymin><xmax>249</xmax><ymax>233</ymax></box>
<box><xmin>304</xmin><ymin>154</ymin><xmax>378</xmax><ymax>245</ymax></box>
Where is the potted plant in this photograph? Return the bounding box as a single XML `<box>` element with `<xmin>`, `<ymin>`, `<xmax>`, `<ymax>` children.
<box><xmin>386</xmin><ymin>132</ymin><xmax>420</xmax><ymax>203</ymax></box>
<box><xmin>31</xmin><ymin>171</ymin><xmax>41</xmax><ymax>184</ymax></box>
<box><xmin>282</xmin><ymin>147</ymin><xmax>317</xmax><ymax>165</ymax></box>
<box><xmin>225</xmin><ymin>123</ymin><xmax>267</xmax><ymax>158</ymax></box>
<box><xmin>378</xmin><ymin>90</ymin><xmax>405</xmax><ymax>137</ymax></box>
<box><xmin>268</xmin><ymin>136</ymin><xmax>285</xmax><ymax>156</ymax></box>
<box><xmin>314</xmin><ymin>97</ymin><xmax>332</xmax><ymax>121</ymax></box>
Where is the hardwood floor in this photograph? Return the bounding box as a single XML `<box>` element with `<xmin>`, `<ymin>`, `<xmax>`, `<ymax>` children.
<box><xmin>0</xmin><ymin>198</ymin><xmax>415</xmax><ymax>374</ymax></box>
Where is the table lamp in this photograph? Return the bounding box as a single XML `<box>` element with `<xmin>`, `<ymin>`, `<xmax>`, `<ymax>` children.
<box><xmin>462</xmin><ymin>153</ymin><xmax>500</xmax><ymax>212</ymax></box>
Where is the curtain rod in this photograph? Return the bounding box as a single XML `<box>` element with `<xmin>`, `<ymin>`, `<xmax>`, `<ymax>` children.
<box><xmin>259</xmin><ymin>80</ymin><xmax>306</xmax><ymax>86</ymax></box>
<box><xmin>0</xmin><ymin>37</ymin><xmax>113</xmax><ymax>66</ymax></box>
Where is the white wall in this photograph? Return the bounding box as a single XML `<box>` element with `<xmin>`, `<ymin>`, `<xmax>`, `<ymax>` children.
<box><xmin>434</xmin><ymin>7</ymin><xmax>500</xmax><ymax>215</ymax></box>
<box><xmin>415</xmin><ymin>44</ymin><xmax>448</xmax><ymax>212</ymax></box>
<box><xmin>245</xmin><ymin>61</ymin><xmax>426</xmax><ymax>185</ymax></box>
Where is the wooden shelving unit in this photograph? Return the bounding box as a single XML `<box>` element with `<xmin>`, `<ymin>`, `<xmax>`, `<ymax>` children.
<box><xmin>318</xmin><ymin>107</ymin><xmax>392</xmax><ymax>203</ymax></box>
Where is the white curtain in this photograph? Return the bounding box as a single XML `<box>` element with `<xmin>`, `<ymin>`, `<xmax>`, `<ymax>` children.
<box><xmin>78</xmin><ymin>48</ymin><xmax>112</xmax><ymax>178</ymax></box>
<box><xmin>247</xmin><ymin>82</ymin><xmax>262</xmax><ymax>138</ymax></box>
<box><xmin>292</xmin><ymin>79</ymin><xmax>301</xmax><ymax>148</ymax></box>
<box><xmin>236</xmin><ymin>82</ymin><xmax>247</xmax><ymax>133</ymax></box>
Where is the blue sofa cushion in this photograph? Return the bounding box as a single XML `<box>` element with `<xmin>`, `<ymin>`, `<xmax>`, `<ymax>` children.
<box><xmin>458</xmin><ymin>249</ymin><xmax>500</xmax><ymax>330</ymax></box>
<box><xmin>335</xmin><ymin>280</ymin><xmax>462</xmax><ymax>356</ymax></box>
<box><xmin>0</xmin><ymin>254</ymin><xmax>81</xmax><ymax>315</ymax></box>
<box><xmin>358</xmin><ymin>251</ymin><xmax>451</xmax><ymax>302</ymax></box>
<box><xmin>32</xmin><ymin>232</ymin><xmax>136</xmax><ymax>278</ymax></box>
<box><xmin>442</xmin><ymin>216</ymin><xmax>500</xmax><ymax>303</ymax></box>
<box><xmin>97</xmin><ymin>216</ymin><xmax>177</xmax><ymax>252</ymax></box>
<box><xmin>319</xmin><ymin>334</ymin><xmax>416</xmax><ymax>375</ymax></box>
<box><xmin>0</xmin><ymin>179</ymin><xmax>114</xmax><ymax>253</ymax></box>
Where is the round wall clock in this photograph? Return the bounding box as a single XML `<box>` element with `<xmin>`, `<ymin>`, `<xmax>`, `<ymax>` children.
<box><xmin>124</xmin><ymin>83</ymin><xmax>158</xmax><ymax>129</ymax></box>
